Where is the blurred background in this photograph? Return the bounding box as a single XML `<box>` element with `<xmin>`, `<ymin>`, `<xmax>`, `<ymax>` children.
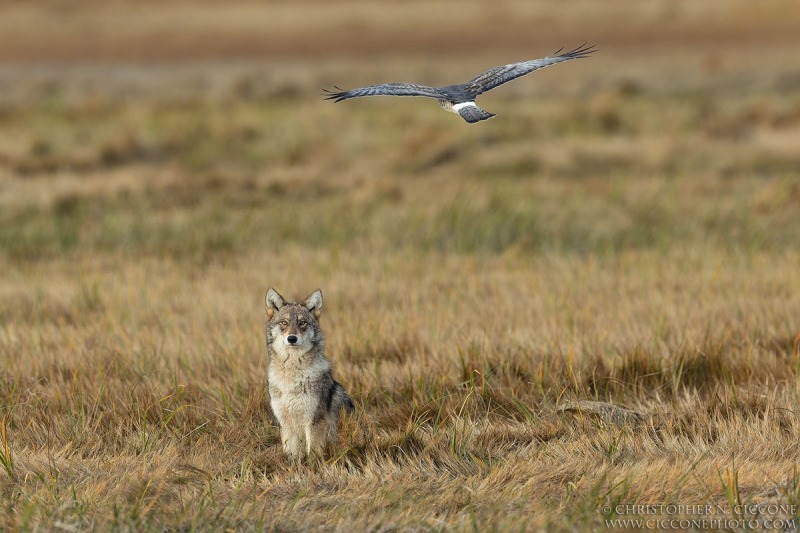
<box><xmin>1</xmin><ymin>0</ymin><xmax>798</xmax><ymax>262</ymax></box>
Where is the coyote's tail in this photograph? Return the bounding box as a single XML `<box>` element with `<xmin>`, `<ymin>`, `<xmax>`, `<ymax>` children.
<box><xmin>336</xmin><ymin>383</ymin><xmax>355</xmax><ymax>414</ymax></box>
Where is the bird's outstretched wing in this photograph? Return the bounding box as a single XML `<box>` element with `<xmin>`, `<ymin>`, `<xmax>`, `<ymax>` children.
<box><xmin>462</xmin><ymin>44</ymin><xmax>596</xmax><ymax>97</ymax></box>
<box><xmin>323</xmin><ymin>83</ymin><xmax>446</xmax><ymax>102</ymax></box>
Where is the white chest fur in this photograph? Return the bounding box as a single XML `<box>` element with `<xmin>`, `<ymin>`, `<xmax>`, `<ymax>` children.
<box><xmin>268</xmin><ymin>351</ymin><xmax>330</xmax><ymax>426</ymax></box>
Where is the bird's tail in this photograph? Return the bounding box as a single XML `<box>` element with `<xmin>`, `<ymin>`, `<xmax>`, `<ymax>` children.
<box><xmin>457</xmin><ymin>104</ymin><xmax>495</xmax><ymax>124</ymax></box>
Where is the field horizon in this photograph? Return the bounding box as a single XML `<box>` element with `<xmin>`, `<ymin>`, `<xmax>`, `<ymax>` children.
<box><xmin>2</xmin><ymin>1</ymin><xmax>800</xmax><ymax>530</ymax></box>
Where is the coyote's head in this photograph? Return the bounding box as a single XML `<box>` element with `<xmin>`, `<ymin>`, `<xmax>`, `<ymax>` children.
<box><xmin>265</xmin><ymin>287</ymin><xmax>324</xmax><ymax>356</ymax></box>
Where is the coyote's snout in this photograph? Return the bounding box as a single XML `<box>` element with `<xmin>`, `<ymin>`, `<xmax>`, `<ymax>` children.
<box><xmin>265</xmin><ymin>287</ymin><xmax>354</xmax><ymax>461</ymax></box>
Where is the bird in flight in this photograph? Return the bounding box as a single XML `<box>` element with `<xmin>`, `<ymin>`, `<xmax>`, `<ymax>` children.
<box><xmin>324</xmin><ymin>44</ymin><xmax>596</xmax><ymax>124</ymax></box>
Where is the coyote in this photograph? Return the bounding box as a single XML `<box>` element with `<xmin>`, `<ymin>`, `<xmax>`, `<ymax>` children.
<box><xmin>265</xmin><ymin>287</ymin><xmax>354</xmax><ymax>461</ymax></box>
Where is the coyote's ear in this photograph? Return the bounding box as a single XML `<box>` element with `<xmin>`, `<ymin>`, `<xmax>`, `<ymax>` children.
<box><xmin>303</xmin><ymin>289</ymin><xmax>323</xmax><ymax>318</ymax></box>
<box><xmin>265</xmin><ymin>287</ymin><xmax>286</xmax><ymax>319</ymax></box>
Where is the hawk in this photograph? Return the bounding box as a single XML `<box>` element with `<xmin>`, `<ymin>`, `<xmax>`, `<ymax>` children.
<box><xmin>324</xmin><ymin>44</ymin><xmax>596</xmax><ymax>123</ymax></box>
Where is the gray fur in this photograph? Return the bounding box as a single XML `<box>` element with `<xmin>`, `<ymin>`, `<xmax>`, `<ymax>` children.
<box><xmin>265</xmin><ymin>287</ymin><xmax>354</xmax><ymax>461</ymax></box>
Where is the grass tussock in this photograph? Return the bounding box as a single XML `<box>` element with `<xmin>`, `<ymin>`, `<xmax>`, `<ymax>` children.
<box><xmin>2</xmin><ymin>0</ymin><xmax>800</xmax><ymax>530</ymax></box>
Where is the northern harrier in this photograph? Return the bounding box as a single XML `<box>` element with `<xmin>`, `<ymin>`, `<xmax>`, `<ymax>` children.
<box><xmin>324</xmin><ymin>44</ymin><xmax>596</xmax><ymax>123</ymax></box>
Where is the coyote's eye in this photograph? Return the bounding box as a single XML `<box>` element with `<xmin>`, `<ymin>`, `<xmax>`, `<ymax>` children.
<box><xmin>279</xmin><ymin>320</ymin><xmax>288</xmax><ymax>328</ymax></box>
<box><xmin>298</xmin><ymin>320</ymin><xmax>307</xmax><ymax>327</ymax></box>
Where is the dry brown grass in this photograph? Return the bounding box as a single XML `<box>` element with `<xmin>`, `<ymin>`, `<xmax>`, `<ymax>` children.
<box><xmin>2</xmin><ymin>0</ymin><xmax>800</xmax><ymax>530</ymax></box>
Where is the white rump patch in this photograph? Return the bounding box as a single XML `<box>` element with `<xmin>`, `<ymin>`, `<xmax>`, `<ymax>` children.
<box><xmin>452</xmin><ymin>101</ymin><xmax>477</xmax><ymax>112</ymax></box>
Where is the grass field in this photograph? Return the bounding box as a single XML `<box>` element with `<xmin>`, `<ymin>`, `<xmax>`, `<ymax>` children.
<box><xmin>2</xmin><ymin>1</ymin><xmax>800</xmax><ymax>530</ymax></box>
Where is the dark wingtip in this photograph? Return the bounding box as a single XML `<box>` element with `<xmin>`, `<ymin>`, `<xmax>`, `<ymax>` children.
<box><xmin>322</xmin><ymin>85</ymin><xmax>349</xmax><ymax>102</ymax></box>
<box><xmin>558</xmin><ymin>43</ymin><xmax>598</xmax><ymax>59</ymax></box>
